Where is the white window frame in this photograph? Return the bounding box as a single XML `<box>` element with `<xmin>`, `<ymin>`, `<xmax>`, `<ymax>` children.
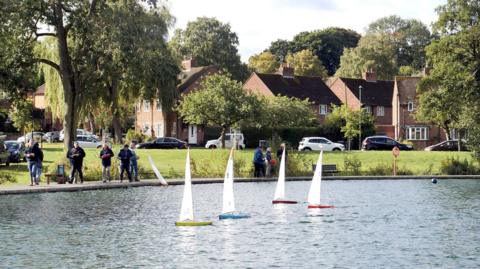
<box><xmin>156</xmin><ymin>101</ymin><xmax>162</xmax><ymax>112</ymax></box>
<box><xmin>155</xmin><ymin>122</ymin><xmax>164</xmax><ymax>137</ymax></box>
<box><xmin>376</xmin><ymin>106</ymin><xmax>385</xmax><ymax>116</ymax></box>
<box><xmin>407</xmin><ymin>101</ymin><xmax>414</xmax><ymax>112</ymax></box>
<box><xmin>406</xmin><ymin>126</ymin><xmax>428</xmax><ymax>140</ymax></box>
<box><xmin>364</xmin><ymin>106</ymin><xmax>372</xmax><ymax>114</ymax></box>
<box><xmin>319</xmin><ymin>104</ymin><xmax>328</xmax><ymax>115</ymax></box>
<box><xmin>143</xmin><ymin>100</ymin><xmax>150</xmax><ymax>112</ymax></box>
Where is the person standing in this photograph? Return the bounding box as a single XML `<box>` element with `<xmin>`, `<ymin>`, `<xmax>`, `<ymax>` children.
<box><xmin>129</xmin><ymin>142</ymin><xmax>140</xmax><ymax>182</ymax></box>
<box><xmin>24</xmin><ymin>141</ymin><xmax>37</xmax><ymax>186</ymax></box>
<box><xmin>118</xmin><ymin>144</ymin><xmax>133</xmax><ymax>182</ymax></box>
<box><xmin>277</xmin><ymin>143</ymin><xmax>288</xmax><ymax>161</ymax></box>
<box><xmin>253</xmin><ymin>146</ymin><xmax>265</xmax><ymax>177</ymax></box>
<box><xmin>34</xmin><ymin>142</ymin><xmax>44</xmax><ymax>185</ymax></box>
<box><xmin>265</xmin><ymin>147</ymin><xmax>273</xmax><ymax>177</ymax></box>
<box><xmin>99</xmin><ymin>143</ymin><xmax>114</xmax><ymax>183</ymax></box>
<box><xmin>67</xmin><ymin>142</ymin><xmax>86</xmax><ymax>184</ymax></box>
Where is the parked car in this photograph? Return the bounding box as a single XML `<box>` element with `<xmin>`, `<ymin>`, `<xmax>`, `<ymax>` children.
<box><xmin>75</xmin><ymin>135</ymin><xmax>102</xmax><ymax>148</ymax></box>
<box><xmin>362</xmin><ymin>136</ymin><xmax>413</xmax><ymax>151</ymax></box>
<box><xmin>424</xmin><ymin>140</ymin><xmax>468</xmax><ymax>151</ymax></box>
<box><xmin>4</xmin><ymin>140</ymin><xmax>25</xmax><ymax>162</ymax></box>
<box><xmin>298</xmin><ymin>137</ymin><xmax>345</xmax><ymax>151</ymax></box>
<box><xmin>205</xmin><ymin>133</ymin><xmax>245</xmax><ymax>149</ymax></box>
<box><xmin>0</xmin><ymin>141</ymin><xmax>10</xmax><ymax>166</ymax></box>
<box><xmin>17</xmin><ymin>132</ymin><xmax>45</xmax><ymax>143</ymax></box>
<box><xmin>60</xmin><ymin>129</ymin><xmax>97</xmax><ymax>141</ymax></box>
<box><xmin>136</xmin><ymin>137</ymin><xmax>187</xmax><ymax>149</ymax></box>
<box><xmin>43</xmin><ymin>131</ymin><xmax>60</xmax><ymax>142</ymax></box>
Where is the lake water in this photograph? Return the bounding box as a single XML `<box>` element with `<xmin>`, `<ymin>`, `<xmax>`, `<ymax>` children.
<box><xmin>1</xmin><ymin>179</ymin><xmax>479</xmax><ymax>268</ymax></box>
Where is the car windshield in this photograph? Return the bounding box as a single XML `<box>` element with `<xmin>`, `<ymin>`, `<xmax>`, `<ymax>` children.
<box><xmin>5</xmin><ymin>142</ymin><xmax>19</xmax><ymax>150</ymax></box>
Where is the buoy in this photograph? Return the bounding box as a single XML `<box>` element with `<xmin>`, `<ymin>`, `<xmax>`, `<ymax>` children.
<box><xmin>431</xmin><ymin>178</ymin><xmax>438</xmax><ymax>184</ymax></box>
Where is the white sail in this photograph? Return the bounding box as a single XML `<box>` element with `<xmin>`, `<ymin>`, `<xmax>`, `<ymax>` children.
<box><xmin>307</xmin><ymin>151</ymin><xmax>323</xmax><ymax>205</ymax></box>
<box><xmin>222</xmin><ymin>150</ymin><xmax>236</xmax><ymax>213</ymax></box>
<box><xmin>179</xmin><ymin>149</ymin><xmax>194</xmax><ymax>221</ymax></box>
<box><xmin>148</xmin><ymin>155</ymin><xmax>168</xmax><ymax>186</ymax></box>
<box><xmin>273</xmin><ymin>149</ymin><xmax>286</xmax><ymax>200</ymax></box>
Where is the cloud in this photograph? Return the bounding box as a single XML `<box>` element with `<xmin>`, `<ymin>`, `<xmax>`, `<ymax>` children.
<box><xmin>168</xmin><ymin>0</ymin><xmax>446</xmax><ymax>62</ymax></box>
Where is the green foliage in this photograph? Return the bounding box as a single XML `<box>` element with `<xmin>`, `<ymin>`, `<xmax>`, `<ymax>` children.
<box><xmin>285</xmin><ymin>49</ymin><xmax>328</xmax><ymax>77</ymax></box>
<box><xmin>366</xmin><ymin>162</ymin><xmax>413</xmax><ymax>176</ymax></box>
<box><xmin>9</xmin><ymin>99</ymin><xmax>40</xmax><ymax>134</ymax></box>
<box><xmin>126</xmin><ymin>129</ymin><xmax>146</xmax><ymax>143</ymax></box>
<box><xmin>170</xmin><ymin>17</ymin><xmax>248</xmax><ymax>81</ymax></box>
<box><xmin>268</xmin><ymin>27</ymin><xmax>361</xmax><ymax>75</ymax></box>
<box><xmin>342</xmin><ymin>156</ymin><xmax>362</xmax><ymax>176</ymax></box>
<box><xmin>191</xmin><ymin>151</ymin><xmax>252</xmax><ymax>178</ymax></box>
<box><xmin>248</xmin><ymin>52</ymin><xmax>280</xmax><ymax>73</ymax></box>
<box><xmin>286</xmin><ymin>152</ymin><xmax>312</xmax><ymax>177</ymax></box>
<box><xmin>0</xmin><ymin>171</ymin><xmax>16</xmax><ymax>185</ymax></box>
<box><xmin>398</xmin><ymin>66</ymin><xmax>416</xmax><ymax>76</ymax></box>
<box><xmin>439</xmin><ymin>157</ymin><xmax>479</xmax><ymax>175</ymax></box>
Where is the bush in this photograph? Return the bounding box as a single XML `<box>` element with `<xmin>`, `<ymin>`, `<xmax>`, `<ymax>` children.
<box><xmin>0</xmin><ymin>171</ymin><xmax>17</xmax><ymax>184</ymax></box>
<box><xmin>126</xmin><ymin>129</ymin><xmax>145</xmax><ymax>143</ymax></box>
<box><xmin>342</xmin><ymin>156</ymin><xmax>362</xmax><ymax>175</ymax></box>
<box><xmin>191</xmin><ymin>151</ymin><xmax>253</xmax><ymax>178</ymax></box>
<box><xmin>366</xmin><ymin>162</ymin><xmax>413</xmax><ymax>176</ymax></box>
<box><xmin>439</xmin><ymin>157</ymin><xmax>479</xmax><ymax>175</ymax></box>
<box><xmin>286</xmin><ymin>152</ymin><xmax>312</xmax><ymax>176</ymax></box>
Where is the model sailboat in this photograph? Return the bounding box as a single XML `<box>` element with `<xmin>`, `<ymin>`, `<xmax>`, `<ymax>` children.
<box><xmin>219</xmin><ymin>148</ymin><xmax>250</xmax><ymax>219</ymax></box>
<box><xmin>307</xmin><ymin>151</ymin><xmax>334</xmax><ymax>209</ymax></box>
<box><xmin>148</xmin><ymin>155</ymin><xmax>168</xmax><ymax>186</ymax></box>
<box><xmin>175</xmin><ymin>149</ymin><xmax>213</xmax><ymax>226</ymax></box>
<box><xmin>272</xmin><ymin>149</ymin><xmax>297</xmax><ymax>204</ymax></box>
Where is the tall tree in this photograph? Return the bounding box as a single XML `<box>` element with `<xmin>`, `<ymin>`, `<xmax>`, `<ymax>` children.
<box><xmin>176</xmin><ymin>73</ymin><xmax>261</xmax><ymax>147</ymax></box>
<box><xmin>417</xmin><ymin>0</ymin><xmax>480</xmax><ymax>152</ymax></box>
<box><xmin>286</xmin><ymin>49</ymin><xmax>328</xmax><ymax>77</ymax></box>
<box><xmin>170</xmin><ymin>17</ymin><xmax>249</xmax><ymax>81</ymax></box>
<box><xmin>268</xmin><ymin>27</ymin><xmax>360</xmax><ymax>75</ymax></box>
<box><xmin>335</xmin><ymin>34</ymin><xmax>398</xmax><ymax>80</ymax></box>
<box><xmin>248</xmin><ymin>52</ymin><xmax>280</xmax><ymax>74</ymax></box>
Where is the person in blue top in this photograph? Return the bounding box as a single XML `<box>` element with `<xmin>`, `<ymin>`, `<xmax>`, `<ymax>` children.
<box><xmin>129</xmin><ymin>142</ymin><xmax>140</xmax><ymax>182</ymax></box>
<box><xmin>99</xmin><ymin>143</ymin><xmax>114</xmax><ymax>183</ymax></box>
<box><xmin>118</xmin><ymin>144</ymin><xmax>133</xmax><ymax>182</ymax></box>
<box><xmin>253</xmin><ymin>146</ymin><xmax>265</xmax><ymax>177</ymax></box>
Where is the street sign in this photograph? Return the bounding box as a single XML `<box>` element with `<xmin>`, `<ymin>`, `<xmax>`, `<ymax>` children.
<box><xmin>392</xmin><ymin>146</ymin><xmax>400</xmax><ymax>158</ymax></box>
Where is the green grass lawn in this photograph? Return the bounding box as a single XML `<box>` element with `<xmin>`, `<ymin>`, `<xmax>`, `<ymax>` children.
<box><xmin>0</xmin><ymin>143</ymin><xmax>476</xmax><ymax>186</ymax></box>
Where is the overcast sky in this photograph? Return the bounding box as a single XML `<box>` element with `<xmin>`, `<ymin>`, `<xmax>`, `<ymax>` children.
<box><xmin>168</xmin><ymin>0</ymin><xmax>446</xmax><ymax>62</ymax></box>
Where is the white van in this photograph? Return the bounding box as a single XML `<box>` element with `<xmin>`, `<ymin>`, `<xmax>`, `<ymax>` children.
<box><xmin>205</xmin><ymin>133</ymin><xmax>245</xmax><ymax>149</ymax></box>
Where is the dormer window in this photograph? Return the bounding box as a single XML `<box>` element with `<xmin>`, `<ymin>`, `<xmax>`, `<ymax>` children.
<box><xmin>407</xmin><ymin>101</ymin><xmax>414</xmax><ymax>112</ymax></box>
<box><xmin>319</xmin><ymin>104</ymin><xmax>327</xmax><ymax>115</ymax></box>
<box><xmin>143</xmin><ymin>100</ymin><xmax>150</xmax><ymax>112</ymax></box>
<box><xmin>376</xmin><ymin>106</ymin><xmax>385</xmax><ymax>116</ymax></box>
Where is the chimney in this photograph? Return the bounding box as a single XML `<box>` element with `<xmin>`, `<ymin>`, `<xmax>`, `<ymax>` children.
<box><xmin>181</xmin><ymin>57</ymin><xmax>197</xmax><ymax>71</ymax></box>
<box><xmin>277</xmin><ymin>63</ymin><xmax>295</xmax><ymax>78</ymax></box>
<box><xmin>422</xmin><ymin>66</ymin><xmax>431</xmax><ymax>77</ymax></box>
<box><xmin>362</xmin><ymin>69</ymin><xmax>377</xmax><ymax>82</ymax></box>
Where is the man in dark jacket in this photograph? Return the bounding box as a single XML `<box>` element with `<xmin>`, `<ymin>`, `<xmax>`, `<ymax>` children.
<box><xmin>276</xmin><ymin>143</ymin><xmax>288</xmax><ymax>161</ymax></box>
<box><xmin>99</xmin><ymin>143</ymin><xmax>114</xmax><ymax>183</ymax></box>
<box><xmin>67</xmin><ymin>142</ymin><xmax>86</xmax><ymax>184</ymax></box>
<box><xmin>253</xmin><ymin>146</ymin><xmax>265</xmax><ymax>177</ymax></box>
<box><xmin>118</xmin><ymin>144</ymin><xmax>133</xmax><ymax>182</ymax></box>
<box><xmin>24</xmin><ymin>141</ymin><xmax>41</xmax><ymax>186</ymax></box>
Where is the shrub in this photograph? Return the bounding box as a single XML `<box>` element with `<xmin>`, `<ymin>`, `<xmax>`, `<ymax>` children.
<box><xmin>286</xmin><ymin>152</ymin><xmax>312</xmax><ymax>176</ymax></box>
<box><xmin>191</xmin><ymin>151</ymin><xmax>253</xmax><ymax>178</ymax></box>
<box><xmin>439</xmin><ymin>157</ymin><xmax>479</xmax><ymax>175</ymax></box>
<box><xmin>342</xmin><ymin>156</ymin><xmax>362</xmax><ymax>176</ymax></box>
<box><xmin>126</xmin><ymin>129</ymin><xmax>145</xmax><ymax>143</ymax></box>
<box><xmin>366</xmin><ymin>162</ymin><xmax>413</xmax><ymax>176</ymax></box>
<box><xmin>0</xmin><ymin>172</ymin><xmax>16</xmax><ymax>184</ymax></box>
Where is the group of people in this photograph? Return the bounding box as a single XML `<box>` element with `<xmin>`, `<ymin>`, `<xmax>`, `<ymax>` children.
<box><xmin>66</xmin><ymin>142</ymin><xmax>140</xmax><ymax>184</ymax></box>
<box><xmin>25</xmin><ymin>141</ymin><xmax>44</xmax><ymax>186</ymax></box>
<box><xmin>253</xmin><ymin>143</ymin><xmax>287</xmax><ymax>177</ymax></box>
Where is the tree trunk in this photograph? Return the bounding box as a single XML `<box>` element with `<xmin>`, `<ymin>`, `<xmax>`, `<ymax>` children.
<box><xmin>112</xmin><ymin>113</ymin><xmax>122</xmax><ymax>144</ymax></box>
<box><xmin>87</xmin><ymin>112</ymin><xmax>96</xmax><ymax>134</ymax></box>
<box><xmin>444</xmin><ymin>124</ymin><xmax>451</xmax><ymax>141</ymax></box>
<box><xmin>220</xmin><ymin>125</ymin><xmax>227</xmax><ymax>148</ymax></box>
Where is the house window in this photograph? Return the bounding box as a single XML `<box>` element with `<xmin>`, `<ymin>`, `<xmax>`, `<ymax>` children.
<box><xmin>376</xmin><ymin>106</ymin><xmax>385</xmax><ymax>116</ymax></box>
<box><xmin>135</xmin><ymin>102</ymin><xmax>141</xmax><ymax>112</ymax></box>
<box><xmin>406</xmin><ymin>126</ymin><xmax>428</xmax><ymax>140</ymax></box>
<box><xmin>364</xmin><ymin>106</ymin><xmax>372</xmax><ymax>114</ymax></box>
<box><xmin>156</xmin><ymin>102</ymin><xmax>162</xmax><ymax>112</ymax></box>
<box><xmin>155</xmin><ymin>123</ymin><xmax>164</xmax><ymax>137</ymax></box>
<box><xmin>407</xmin><ymin>101</ymin><xmax>414</xmax><ymax>112</ymax></box>
<box><xmin>319</xmin><ymin>104</ymin><xmax>327</xmax><ymax>115</ymax></box>
<box><xmin>142</xmin><ymin>123</ymin><xmax>150</xmax><ymax>134</ymax></box>
<box><xmin>143</xmin><ymin>100</ymin><xmax>150</xmax><ymax>112</ymax></box>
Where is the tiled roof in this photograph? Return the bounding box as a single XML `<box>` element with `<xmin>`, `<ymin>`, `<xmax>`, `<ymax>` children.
<box><xmin>35</xmin><ymin>84</ymin><xmax>45</xmax><ymax>95</ymax></box>
<box><xmin>177</xmin><ymin>66</ymin><xmax>218</xmax><ymax>93</ymax></box>
<box><xmin>340</xmin><ymin>78</ymin><xmax>394</xmax><ymax>106</ymax></box>
<box><xmin>255</xmin><ymin>73</ymin><xmax>341</xmax><ymax>104</ymax></box>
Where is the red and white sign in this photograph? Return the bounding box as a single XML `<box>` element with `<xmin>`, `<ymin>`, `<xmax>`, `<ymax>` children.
<box><xmin>392</xmin><ymin>146</ymin><xmax>400</xmax><ymax>158</ymax></box>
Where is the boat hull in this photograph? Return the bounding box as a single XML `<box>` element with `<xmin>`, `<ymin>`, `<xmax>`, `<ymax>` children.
<box><xmin>308</xmin><ymin>204</ymin><xmax>335</xmax><ymax>209</ymax></box>
<box><xmin>272</xmin><ymin>199</ymin><xmax>298</xmax><ymax>204</ymax></box>
<box><xmin>219</xmin><ymin>213</ymin><xmax>251</xmax><ymax>219</ymax></box>
<box><xmin>175</xmin><ymin>221</ymin><xmax>213</xmax><ymax>226</ymax></box>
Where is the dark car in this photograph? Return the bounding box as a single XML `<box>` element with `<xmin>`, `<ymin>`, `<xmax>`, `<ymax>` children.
<box><xmin>136</xmin><ymin>137</ymin><xmax>187</xmax><ymax>149</ymax></box>
<box><xmin>424</xmin><ymin>140</ymin><xmax>468</xmax><ymax>151</ymax></box>
<box><xmin>362</xmin><ymin>136</ymin><xmax>413</xmax><ymax>151</ymax></box>
<box><xmin>4</xmin><ymin>140</ymin><xmax>25</xmax><ymax>162</ymax></box>
<box><xmin>0</xmin><ymin>141</ymin><xmax>10</xmax><ymax>166</ymax></box>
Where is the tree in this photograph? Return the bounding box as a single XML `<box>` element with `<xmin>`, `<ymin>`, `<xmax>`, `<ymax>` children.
<box><xmin>268</xmin><ymin>28</ymin><xmax>361</xmax><ymax>75</ymax></box>
<box><xmin>176</xmin><ymin>73</ymin><xmax>261</xmax><ymax>148</ymax></box>
<box><xmin>170</xmin><ymin>17</ymin><xmax>249</xmax><ymax>81</ymax></box>
<box><xmin>325</xmin><ymin>105</ymin><xmax>375</xmax><ymax>150</ymax></box>
<box><xmin>366</xmin><ymin>15</ymin><xmax>432</xmax><ymax>70</ymax></box>
<box><xmin>248</xmin><ymin>52</ymin><xmax>280</xmax><ymax>74</ymax></box>
<box><xmin>9</xmin><ymin>99</ymin><xmax>40</xmax><ymax>135</ymax></box>
<box><xmin>286</xmin><ymin>49</ymin><xmax>328</xmax><ymax>77</ymax></box>
<box><xmin>416</xmin><ymin>0</ymin><xmax>480</xmax><ymax>152</ymax></box>
<box><xmin>335</xmin><ymin>34</ymin><xmax>398</xmax><ymax>80</ymax></box>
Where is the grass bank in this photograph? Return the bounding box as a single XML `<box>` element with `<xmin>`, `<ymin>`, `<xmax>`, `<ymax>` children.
<box><xmin>0</xmin><ymin>143</ymin><xmax>476</xmax><ymax>186</ymax></box>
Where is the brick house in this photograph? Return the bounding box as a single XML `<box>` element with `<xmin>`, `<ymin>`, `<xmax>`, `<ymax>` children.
<box><xmin>243</xmin><ymin>65</ymin><xmax>342</xmax><ymax>123</ymax></box>
<box><xmin>28</xmin><ymin>84</ymin><xmax>63</xmax><ymax>131</ymax></box>
<box><xmin>328</xmin><ymin>71</ymin><xmax>395</xmax><ymax>137</ymax></box>
<box><xmin>393</xmin><ymin>76</ymin><xmax>447</xmax><ymax>149</ymax></box>
<box><xmin>134</xmin><ymin>59</ymin><xmax>219</xmax><ymax>145</ymax></box>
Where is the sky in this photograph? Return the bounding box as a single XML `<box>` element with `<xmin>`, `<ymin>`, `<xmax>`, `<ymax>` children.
<box><xmin>168</xmin><ymin>0</ymin><xmax>446</xmax><ymax>62</ymax></box>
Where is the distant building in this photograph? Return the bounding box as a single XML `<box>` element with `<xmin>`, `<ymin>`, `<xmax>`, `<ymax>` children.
<box><xmin>243</xmin><ymin>65</ymin><xmax>342</xmax><ymax>123</ymax></box>
<box><xmin>29</xmin><ymin>84</ymin><xmax>62</xmax><ymax>131</ymax></box>
<box><xmin>134</xmin><ymin>58</ymin><xmax>220</xmax><ymax>145</ymax></box>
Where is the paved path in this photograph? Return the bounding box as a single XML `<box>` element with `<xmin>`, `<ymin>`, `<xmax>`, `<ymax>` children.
<box><xmin>1</xmin><ymin>175</ymin><xmax>479</xmax><ymax>195</ymax></box>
